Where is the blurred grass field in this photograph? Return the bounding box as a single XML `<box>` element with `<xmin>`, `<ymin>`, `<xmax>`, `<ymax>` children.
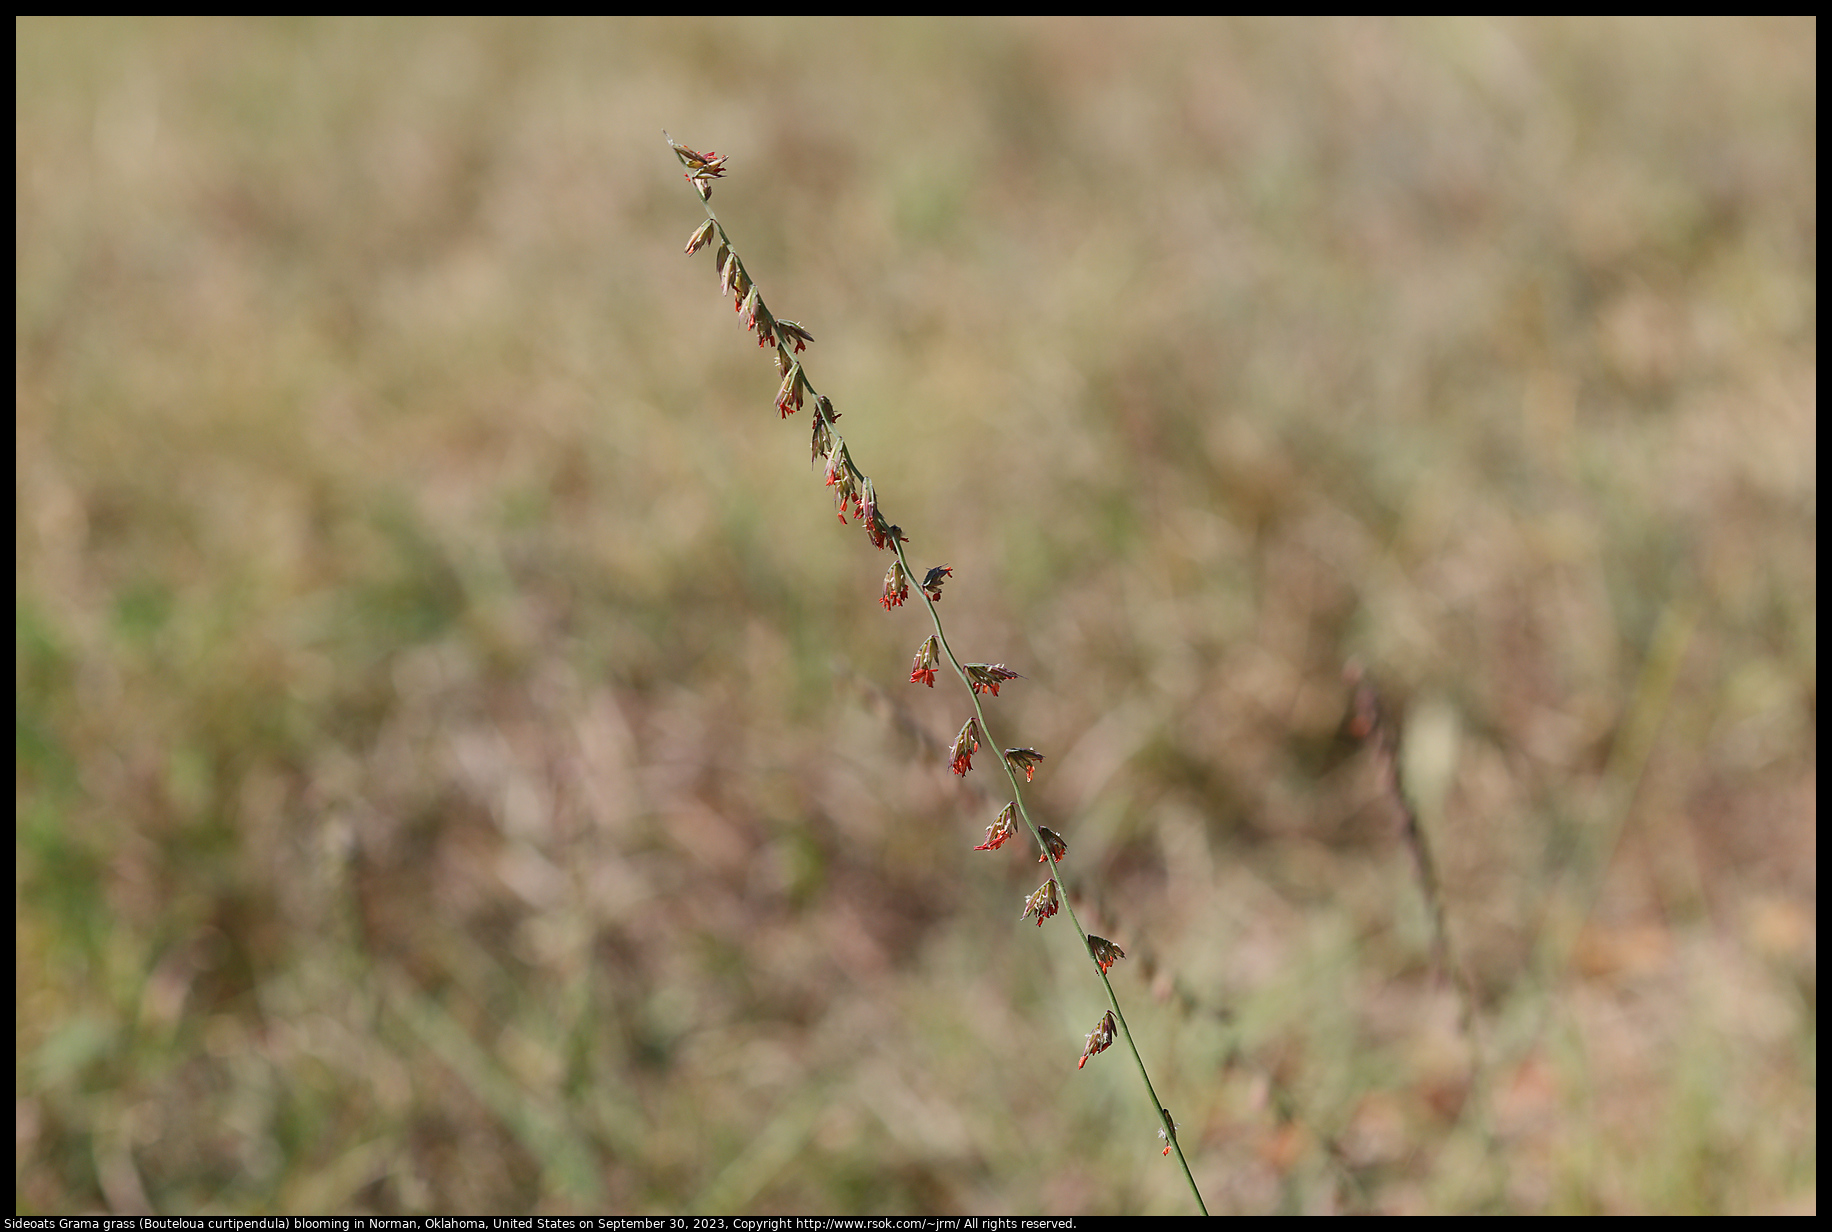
<box><xmin>15</xmin><ymin>16</ymin><xmax>1815</xmax><ymax>1215</ymax></box>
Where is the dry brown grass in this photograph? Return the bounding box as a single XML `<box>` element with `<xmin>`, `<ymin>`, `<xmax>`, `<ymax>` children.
<box><xmin>17</xmin><ymin>16</ymin><xmax>1815</xmax><ymax>1215</ymax></box>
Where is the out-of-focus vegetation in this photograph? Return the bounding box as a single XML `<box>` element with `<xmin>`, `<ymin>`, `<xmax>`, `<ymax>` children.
<box><xmin>16</xmin><ymin>17</ymin><xmax>1815</xmax><ymax>1215</ymax></box>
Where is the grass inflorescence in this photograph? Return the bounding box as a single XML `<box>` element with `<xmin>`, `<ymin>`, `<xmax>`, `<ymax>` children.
<box><xmin>667</xmin><ymin>131</ymin><xmax>1209</xmax><ymax>1214</ymax></box>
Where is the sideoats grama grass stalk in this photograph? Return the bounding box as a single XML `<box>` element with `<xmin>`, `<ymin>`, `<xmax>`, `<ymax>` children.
<box><xmin>667</xmin><ymin>133</ymin><xmax>1208</xmax><ymax>1215</ymax></box>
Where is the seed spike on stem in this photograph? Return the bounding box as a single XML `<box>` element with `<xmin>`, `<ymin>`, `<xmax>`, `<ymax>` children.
<box><xmin>666</xmin><ymin>134</ymin><xmax>1208</xmax><ymax>1215</ymax></box>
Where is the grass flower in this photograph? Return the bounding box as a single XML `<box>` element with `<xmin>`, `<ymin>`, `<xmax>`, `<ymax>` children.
<box><xmin>910</xmin><ymin>634</ymin><xmax>941</xmax><ymax>687</ymax></box>
<box><xmin>1087</xmin><ymin>935</ymin><xmax>1126</xmax><ymax>975</ymax></box>
<box><xmin>1080</xmin><ymin>1010</ymin><xmax>1117</xmax><ymax>1069</ymax></box>
<box><xmin>975</xmin><ymin>802</ymin><xmax>1019</xmax><ymax>851</ymax></box>
<box><xmin>964</xmin><ymin>662</ymin><xmax>1023</xmax><ymax>696</ymax></box>
<box><xmin>1021</xmin><ymin>878</ymin><xmax>1061</xmax><ymax>927</ymax></box>
<box><xmin>880</xmin><ymin>559</ymin><xmax>910</xmax><ymax>610</ymax></box>
<box><xmin>1158</xmin><ymin>1113</ymin><xmax>1180</xmax><ymax>1156</ymax></box>
<box><xmin>775</xmin><ymin>318</ymin><xmax>814</xmax><ymax>353</ymax></box>
<box><xmin>665</xmin><ymin>131</ymin><xmax>726</xmax><ymax>199</ymax></box>
<box><xmin>1004</xmin><ymin>747</ymin><xmax>1045</xmax><ymax>782</ymax></box>
<box><xmin>775</xmin><ymin>362</ymin><xmax>805</xmax><ymax>418</ymax></box>
<box><xmin>949</xmin><ymin>717</ymin><xmax>981</xmax><ymax>777</ymax></box>
<box><xmin>920</xmin><ymin>564</ymin><xmax>953</xmax><ymax>602</ymax></box>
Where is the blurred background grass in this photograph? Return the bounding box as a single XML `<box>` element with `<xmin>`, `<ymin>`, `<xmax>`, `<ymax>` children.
<box><xmin>15</xmin><ymin>16</ymin><xmax>1815</xmax><ymax>1215</ymax></box>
